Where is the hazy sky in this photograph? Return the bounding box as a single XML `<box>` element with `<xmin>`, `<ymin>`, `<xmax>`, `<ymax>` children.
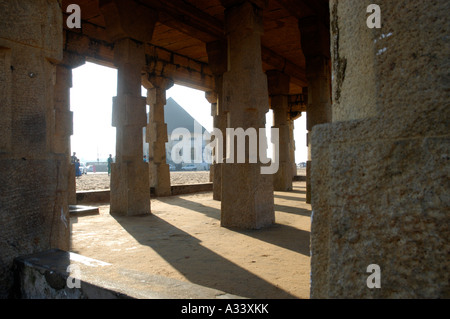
<box><xmin>70</xmin><ymin>62</ymin><xmax>307</xmax><ymax>163</ymax></box>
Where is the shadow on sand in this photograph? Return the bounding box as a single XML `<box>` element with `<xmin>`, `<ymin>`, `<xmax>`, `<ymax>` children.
<box><xmin>113</xmin><ymin>212</ymin><xmax>299</xmax><ymax>298</ymax></box>
<box><xmin>111</xmin><ymin>187</ymin><xmax>310</xmax><ymax>298</ymax></box>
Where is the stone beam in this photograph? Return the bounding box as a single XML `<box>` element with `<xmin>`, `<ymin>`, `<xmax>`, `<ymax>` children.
<box><xmin>145</xmin><ymin>45</ymin><xmax>215</xmax><ymax>92</ymax></box>
<box><xmin>261</xmin><ymin>47</ymin><xmax>307</xmax><ymax>88</ymax></box>
<box><xmin>64</xmin><ymin>1</ymin><xmax>306</xmax><ymax>91</ymax></box>
<box><xmin>142</xmin><ymin>0</ymin><xmax>224</xmax><ymax>40</ymax></box>
<box><xmin>64</xmin><ymin>28</ymin><xmax>215</xmax><ymax>92</ymax></box>
<box><xmin>276</xmin><ymin>0</ymin><xmax>330</xmax><ymax>29</ymax></box>
<box><xmin>140</xmin><ymin>0</ymin><xmax>306</xmax><ymax>86</ymax></box>
<box><xmin>99</xmin><ymin>0</ymin><xmax>158</xmax><ymax>43</ymax></box>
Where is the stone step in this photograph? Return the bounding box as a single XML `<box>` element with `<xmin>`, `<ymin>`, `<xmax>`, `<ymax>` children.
<box><xmin>13</xmin><ymin>249</ymin><xmax>244</xmax><ymax>299</ymax></box>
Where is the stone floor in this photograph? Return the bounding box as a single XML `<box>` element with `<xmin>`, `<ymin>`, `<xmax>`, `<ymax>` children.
<box><xmin>70</xmin><ymin>181</ymin><xmax>311</xmax><ymax>299</ymax></box>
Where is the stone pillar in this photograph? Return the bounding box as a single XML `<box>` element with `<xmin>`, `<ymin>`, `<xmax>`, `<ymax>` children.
<box><xmin>54</xmin><ymin>53</ymin><xmax>86</xmax><ymax>206</ymax></box>
<box><xmin>206</xmin><ymin>40</ymin><xmax>228</xmax><ymax>201</ymax></box>
<box><xmin>220</xmin><ymin>0</ymin><xmax>275</xmax><ymax>229</ymax></box>
<box><xmin>110</xmin><ymin>38</ymin><xmax>150</xmax><ymax>215</ymax></box>
<box><xmin>299</xmin><ymin>17</ymin><xmax>332</xmax><ymax>204</ymax></box>
<box><xmin>311</xmin><ymin>0</ymin><xmax>449</xmax><ymax>298</ymax></box>
<box><xmin>144</xmin><ymin>75</ymin><xmax>174</xmax><ymax>197</ymax></box>
<box><xmin>267</xmin><ymin>70</ymin><xmax>293</xmax><ymax>191</ymax></box>
<box><xmin>0</xmin><ymin>0</ymin><xmax>66</xmax><ymax>298</ymax></box>
<box><xmin>205</xmin><ymin>90</ymin><xmax>218</xmax><ymax>180</ymax></box>
<box><xmin>99</xmin><ymin>0</ymin><xmax>157</xmax><ymax>215</ymax></box>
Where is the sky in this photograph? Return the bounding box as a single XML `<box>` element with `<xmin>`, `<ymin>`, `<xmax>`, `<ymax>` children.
<box><xmin>70</xmin><ymin>62</ymin><xmax>308</xmax><ymax>163</ymax></box>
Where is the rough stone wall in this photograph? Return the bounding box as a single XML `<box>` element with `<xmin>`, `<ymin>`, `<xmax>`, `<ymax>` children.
<box><xmin>0</xmin><ymin>0</ymin><xmax>69</xmax><ymax>298</ymax></box>
<box><xmin>311</xmin><ymin>0</ymin><xmax>450</xmax><ymax>298</ymax></box>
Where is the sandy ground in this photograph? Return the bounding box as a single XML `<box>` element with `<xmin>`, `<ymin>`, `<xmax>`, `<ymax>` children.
<box><xmin>76</xmin><ymin>169</ymin><xmax>306</xmax><ymax>191</ymax></box>
<box><xmin>72</xmin><ymin>170</ymin><xmax>310</xmax><ymax>299</ymax></box>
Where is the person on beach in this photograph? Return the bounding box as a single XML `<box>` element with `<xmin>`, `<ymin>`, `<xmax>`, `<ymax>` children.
<box><xmin>71</xmin><ymin>152</ymin><xmax>78</xmax><ymax>164</ymax></box>
<box><xmin>107</xmin><ymin>154</ymin><xmax>113</xmax><ymax>176</ymax></box>
<box><xmin>75</xmin><ymin>159</ymin><xmax>82</xmax><ymax>177</ymax></box>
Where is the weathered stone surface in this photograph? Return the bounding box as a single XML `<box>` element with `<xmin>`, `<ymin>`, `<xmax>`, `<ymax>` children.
<box><xmin>99</xmin><ymin>0</ymin><xmax>158</xmax><ymax>43</ymax></box>
<box><xmin>0</xmin><ymin>0</ymin><xmax>67</xmax><ymax>298</ymax></box>
<box><xmin>311</xmin><ymin>0</ymin><xmax>450</xmax><ymax>298</ymax></box>
<box><xmin>14</xmin><ymin>249</ymin><xmax>244</xmax><ymax>299</ymax></box>
<box><xmin>110</xmin><ymin>38</ymin><xmax>150</xmax><ymax>216</ymax></box>
<box><xmin>206</xmin><ymin>41</ymin><xmax>228</xmax><ymax>201</ymax></box>
<box><xmin>220</xmin><ymin>1</ymin><xmax>274</xmax><ymax>229</ymax></box>
<box><xmin>221</xmin><ymin>163</ymin><xmax>274</xmax><ymax>229</ymax></box>
<box><xmin>110</xmin><ymin>161</ymin><xmax>150</xmax><ymax>216</ymax></box>
<box><xmin>145</xmin><ymin>77</ymin><xmax>174</xmax><ymax>197</ymax></box>
<box><xmin>268</xmin><ymin>70</ymin><xmax>294</xmax><ymax>191</ymax></box>
<box><xmin>299</xmin><ymin>17</ymin><xmax>332</xmax><ymax>205</ymax></box>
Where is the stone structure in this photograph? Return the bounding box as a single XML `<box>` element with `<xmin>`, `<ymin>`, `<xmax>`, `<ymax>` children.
<box><xmin>0</xmin><ymin>0</ymin><xmax>70</xmax><ymax>298</ymax></box>
<box><xmin>268</xmin><ymin>70</ymin><xmax>294</xmax><ymax>191</ymax></box>
<box><xmin>220</xmin><ymin>1</ymin><xmax>275</xmax><ymax>229</ymax></box>
<box><xmin>144</xmin><ymin>75</ymin><xmax>174</xmax><ymax>197</ymax></box>
<box><xmin>0</xmin><ymin>0</ymin><xmax>447</xmax><ymax>299</ymax></box>
<box><xmin>206</xmin><ymin>40</ymin><xmax>228</xmax><ymax>201</ymax></box>
<box><xmin>99</xmin><ymin>1</ymin><xmax>157</xmax><ymax>216</ymax></box>
<box><xmin>310</xmin><ymin>0</ymin><xmax>449</xmax><ymax>298</ymax></box>
<box><xmin>299</xmin><ymin>15</ymin><xmax>332</xmax><ymax>204</ymax></box>
<box><xmin>54</xmin><ymin>53</ymin><xmax>86</xmax><ymax>205</ymax></box>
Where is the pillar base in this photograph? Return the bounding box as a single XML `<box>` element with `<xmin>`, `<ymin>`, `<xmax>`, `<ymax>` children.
<box><xmin>110</xmin><ymin>162</ymin><xmax>150</xmax><ymax>216</ymax></box>
<box><xmin>273</xmin><ymin>162</ymin><xmax>293</xmax><ymax>192</ymax></box>
<box><xmin>212</xmin><ymin>163</ymin><xmax>222</xmax><ymax>201</ymax></box>
<box><xmin>153</xmin><ymin>163</ymin><xmax>171</xmax><ymax>197</ymax></box>
<box><xmin>221</xmin><ymin>163</ymin><xmax>274</xmax><ymax>229</ymax></box>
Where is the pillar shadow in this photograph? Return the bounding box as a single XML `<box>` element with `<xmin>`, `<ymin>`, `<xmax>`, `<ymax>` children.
<box><xmin>226</xmin><ymin>223</ymin><xmax>311</xmax><ymax>257</ymax></box>
<box><xmin>274</xmin><ymin>193</ymin><xmax>306</xmax><ymax>202</ymax></box>
<box><xmin>290</xmin><ymin>189</ymin><xmax>307</xmax><ymax>195</ymax></box>
<box><xmin>167</xmin><ymin>196</ymin><xmax>311</xmax><ymax>256</ymax></box>
<box><xmin>157</xmin><ymin>196</ymin><xmax>221</xmax><ymax>221</ymax></box>
<box><xmin>112</xmin><ymin>214</ymin><xmax>298</xmax><ymax>299</ymax></box>
<box><xmin>274</xmin><ymin>204</ymin><xmax>311</xmax><ymax>217</ymax></box>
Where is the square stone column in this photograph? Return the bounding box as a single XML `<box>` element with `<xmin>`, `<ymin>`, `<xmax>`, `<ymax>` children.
<box><xmin>267</xmin><ymin>70</ymin><xmax>293</xmax><ymax>191</ymax></box>
<box><xmin>0</xmin><ymin>0</ymin><xmax>67</xmax><ymax>298</ymax></box>
<box><xmin>299</xmin><ymin>17</ymin><xmax>332</xmax><ymax>204</ymax></box>
<box><xmin>206</xmin><ymin>40</ymin><xmax>228</xmax><ymax>201</ymax></box>
<box><xmin>288</xmin><ymin>119</ymin><xmax>297</xmax><ymax>177</ymax></box>
<box><xmin>110</xmin><ymin>38</ymin><xmax>150</xmax><ymax>216</ymax></box>
<box><xmin>144</xmin><ymin>76</ymin><xmax>174</xmax><ymax>197</ymax></box>
<box><xmin>220</xmin><ymin>0</ymin><xmax>274</xmax><ymax>229</ymax></box>
<box><xmin>311</xmin><ymin>0</ymin><xmax>449</xmax><ymax>298</ymax></box>
<box><xmin>54</xmin><ymin>53</ymin><xmax>85</xmax><ymax>206</ymax></box>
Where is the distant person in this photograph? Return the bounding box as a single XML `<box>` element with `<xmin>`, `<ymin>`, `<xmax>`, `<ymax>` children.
<box><xmin>143</xmin><ymin>155</ymin><xmax>148</xmax><ymax>163</ymax></box>
<box><xmin>71</xmin><ymin>152</ymin><xmax>78</xmax><ymax>164</ymax></box>
<box><xmin>75</xmin><ymin>159</ymin><xmax>82</xmax><ymax>177</ymax></box>
<box><xmin>107</xmin><ymin>154</ymin><xmax>113</xmax><ymax>176</ymax></box>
